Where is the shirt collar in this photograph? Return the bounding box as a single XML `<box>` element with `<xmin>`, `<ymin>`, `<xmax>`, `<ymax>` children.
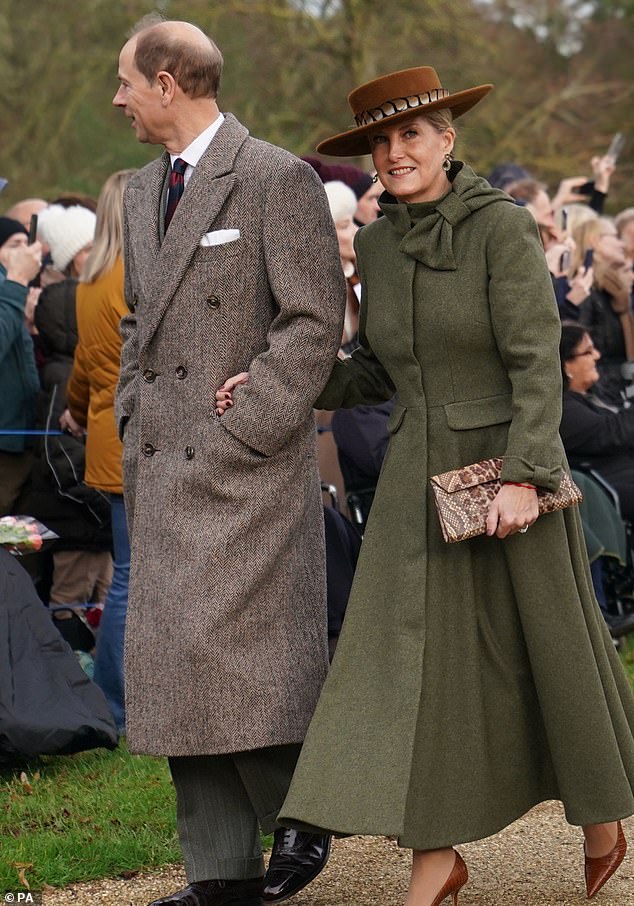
<box><xmin>169</xmin><ymin>112</ymin><xmax>225</xmax><ymax>171</ymax></box>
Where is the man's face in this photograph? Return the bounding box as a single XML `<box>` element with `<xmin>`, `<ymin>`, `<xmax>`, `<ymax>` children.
<box><xmin>0</xmin><ymin>232</ymin><xmax>27</xmax><ymax>269</ymax></box>
<box><xmin>113</xmin><ymin>39</ymin><xmax>165</xmax><ymax>144</ymax></box>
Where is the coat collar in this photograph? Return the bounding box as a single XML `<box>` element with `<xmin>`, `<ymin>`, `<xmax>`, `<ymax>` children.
<box><xmin>378</xmin><ymin>163</ymin><xmax>506</xmax><ymax>271</ymax></box>
<box><xmin>126</xmin><ymin>113</ymin><xmax>249</xmax><ymax>352</ymax></box>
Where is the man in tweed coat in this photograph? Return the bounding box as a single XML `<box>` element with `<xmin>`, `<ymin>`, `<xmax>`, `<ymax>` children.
<box><xmin>113</xmin><ymin>16</ymin><xmax>345</xmax><ymax>906</ymax></box>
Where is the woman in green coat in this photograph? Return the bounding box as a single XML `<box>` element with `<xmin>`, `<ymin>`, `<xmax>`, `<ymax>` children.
<box><xmin>217</xmin><ymin>68</ymin><xmax>634</xmax><ymax>905</ymax></box>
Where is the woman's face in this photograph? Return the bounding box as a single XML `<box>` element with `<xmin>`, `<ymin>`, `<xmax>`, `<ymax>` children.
<box><xmin>369</xmin><ymin>114</ymin><xmax>455</xmax><ymax>205</ymax></box>
<box><xmin>565</xmin><ymin>334</ymin><xmax>601</xmax><ymax>394</ymax></box>
<box><xmin>595</xmin><ymin>222</ymin><xmax>626</xmax><ymax>267</ymax></box>
<box><xmin>335</xmin><ymin>216</ymin><xmax>358</xmax><ymax>267</ymax></box>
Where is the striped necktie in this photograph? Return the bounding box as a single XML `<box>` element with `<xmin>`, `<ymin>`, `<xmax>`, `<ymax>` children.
<box><xmin>164</xmin><ymin>157</ymin><xmax>187</xmax><ymax>231</ymax></box>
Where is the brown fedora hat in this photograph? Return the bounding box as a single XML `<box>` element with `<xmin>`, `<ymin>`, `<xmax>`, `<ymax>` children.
<box><xmin>317</xmin><ymin>66</ymin><xmax>493</xmax><ymax>157</ymax></box>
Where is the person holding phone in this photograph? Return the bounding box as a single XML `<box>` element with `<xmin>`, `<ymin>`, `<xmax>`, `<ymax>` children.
<box><xmin>0</xmin><ymin>217</ymin><xmax>42</xmax><ymax>514</ymax></box>
<box><xmin>574</xmin><ymin>218</ymin><xmax>634</xmax><ymax>406</ymax></box>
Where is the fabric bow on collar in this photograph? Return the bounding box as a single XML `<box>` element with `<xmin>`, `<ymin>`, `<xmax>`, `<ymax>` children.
<box><xmin>379</xmin><ymin>163</ymin><xmax>507</xmax><ymax>271</ymax></box>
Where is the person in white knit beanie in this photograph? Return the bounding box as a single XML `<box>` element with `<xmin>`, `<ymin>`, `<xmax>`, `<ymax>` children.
<box><xmin>38</xmin><ymin>204</ymin><xmax>96</xmax><ymax>277</ymax></box>
<box><xmin>323</xmin><ymin>180</ymin><xmax>360</xmax><ymax>351</ymax></box>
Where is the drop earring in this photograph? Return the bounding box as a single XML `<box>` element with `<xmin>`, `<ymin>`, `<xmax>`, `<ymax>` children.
<box><xmin>371</xmin><ymin>173</ymin><xmax>379</xmax><ymax>184</ymax></box>
<box><xmin>442</xmin><ymin>153</ymin><xmax>452</xmax><ymax>172</ymax></box>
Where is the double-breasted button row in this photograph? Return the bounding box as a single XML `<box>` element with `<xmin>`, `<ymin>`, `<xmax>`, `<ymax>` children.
<box><xmin>143</xmin><ymin>366</ymin><xmax>189</xmax><ymax>382</ymax></box>
<box><xmin>142</xmin><ymin>442</ymin><xmax>157</xmax><ymax>457</ymax></box>
<box><xmin>185</xmin><ymin>446</ymin><xmax>195</xmax><ymax>460</ymax></box>
<box><xmin>206</xmin><ymin>295</ymin><xmax>220</xmax><ymax>309</ymax></box>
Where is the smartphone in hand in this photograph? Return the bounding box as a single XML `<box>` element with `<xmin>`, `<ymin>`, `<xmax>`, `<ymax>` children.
<box><xmin>583</xmin><ymin>248</ymin><xmax>594</xmax><ymax>270</ymax></box>
<box><xmin>606</xmin><ymin>133</ymin><xmax>625</xmax><ymax>163</ymax></box>
<box><xmin>28</xmin><ymin>213</ymin><xmax>38</xmax><ymax>244</ymax></box>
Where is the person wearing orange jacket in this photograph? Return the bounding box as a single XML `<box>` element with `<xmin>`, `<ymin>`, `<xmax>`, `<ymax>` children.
<box><xmin>62</xmin><ymin>170</ymin><xmax>136</xmax><ymax>733</ymax></box>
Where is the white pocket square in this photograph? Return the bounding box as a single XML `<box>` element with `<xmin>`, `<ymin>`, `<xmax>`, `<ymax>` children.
<box><xmin>200</xmin><ymin>229</ymin><xmax>240</xmax><ymax>247</ymax></box>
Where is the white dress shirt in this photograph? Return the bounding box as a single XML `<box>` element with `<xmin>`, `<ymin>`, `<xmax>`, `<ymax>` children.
<box><xmin>168</xmin><ymin>112</ymin><xmax>225</xmax><ymax>189</ymax></box>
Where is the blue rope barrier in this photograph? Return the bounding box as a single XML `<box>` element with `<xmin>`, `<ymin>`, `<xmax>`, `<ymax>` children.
<box><xmin>0</xmin><ymin>429</ymin><xmax>65</xmax><ymax>436</ymax></box>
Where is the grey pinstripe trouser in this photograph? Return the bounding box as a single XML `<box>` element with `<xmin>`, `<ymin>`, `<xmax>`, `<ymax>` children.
<box><xmin>169</xmin><ymin>744</ymin><xmax>301</xmax><ymax>882</ymax></box>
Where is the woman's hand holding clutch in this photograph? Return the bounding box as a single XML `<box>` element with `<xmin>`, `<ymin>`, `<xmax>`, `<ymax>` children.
<box><xmin>486</xmin><ymin>484</ymin><xmax>539</xmax><ymax>539</ymax></box>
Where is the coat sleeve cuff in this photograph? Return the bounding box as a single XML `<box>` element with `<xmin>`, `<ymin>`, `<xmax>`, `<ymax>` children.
<box><xmin>500</xmin><ymin>456</ymin><xmax>562</xmax><ymax>492</ymax></box>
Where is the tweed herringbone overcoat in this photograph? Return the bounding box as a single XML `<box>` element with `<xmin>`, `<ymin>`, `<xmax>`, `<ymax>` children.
<box><xmin>280</xmin><ymin>164</ymin><xmax>634</xmax><ymax>848</ymax></box>
<box><xmin>115</xmin><ymin>114</ymin><xmax>345</xmax><ymax>755</ymax></box>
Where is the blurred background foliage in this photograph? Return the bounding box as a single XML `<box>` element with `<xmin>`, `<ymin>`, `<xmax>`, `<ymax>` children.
<box><xmin>0</xmin><ymin>0</ymin><xmax>632</xmax><ymax>210</ymax></box>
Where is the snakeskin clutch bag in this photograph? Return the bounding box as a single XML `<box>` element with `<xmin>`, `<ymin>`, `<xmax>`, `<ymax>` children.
<box><xmin>430</xmin><ymin>457</ymin><xmax>582</xmax><ymax>543</ymax></box>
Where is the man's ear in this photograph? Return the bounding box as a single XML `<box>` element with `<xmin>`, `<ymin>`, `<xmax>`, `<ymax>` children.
<box><xmin>157</xmin><ymin>71</ymin><xmax>176</xmax><ymax>104</ymax></box>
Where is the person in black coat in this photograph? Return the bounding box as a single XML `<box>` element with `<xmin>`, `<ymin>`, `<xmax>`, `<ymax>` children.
<box><xmin>560</xmin><ymin>322</ymin><xmax>634</xmax><ymax>520</ymax></box>
<box><xmin>20</xmin><ymin>275</ymin><xmax>113</xmax><ymax>620</ymax></box>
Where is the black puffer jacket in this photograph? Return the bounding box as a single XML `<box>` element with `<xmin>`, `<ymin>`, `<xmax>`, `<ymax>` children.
<box><xmin>20</xmin><ymin>280</ymin><xmax>111</xmax><ymax>550</ymax></box>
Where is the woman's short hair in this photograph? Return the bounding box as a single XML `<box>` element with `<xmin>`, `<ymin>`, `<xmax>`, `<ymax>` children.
<box><xmin>560</xmin><ymin>321</ymin><xmax>590</xmax><ymax>390</ymax></box>
<box><xmin>133</xmin><ymin>22</ymin><xmax>223</xmax><ymax>99</ymax></box>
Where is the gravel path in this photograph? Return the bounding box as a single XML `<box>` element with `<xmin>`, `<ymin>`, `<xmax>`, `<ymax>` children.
<box><xmin>43</xmin><ymin>802</ymin><xmax>633</xmax><ymax>905</ymax></box>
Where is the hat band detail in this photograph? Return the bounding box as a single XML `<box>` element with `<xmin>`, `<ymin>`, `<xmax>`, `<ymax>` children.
<box><xmin>354</xmin><ymin>89</ymin><xmax>450</xmax><ymax>128</ymax></box>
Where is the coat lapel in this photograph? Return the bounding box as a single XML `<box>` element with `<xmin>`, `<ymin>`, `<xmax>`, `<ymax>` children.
<box><xmin>130</xmin><ymin>114</ymin><xmax>249</xmax><ymax>354</ymax></box>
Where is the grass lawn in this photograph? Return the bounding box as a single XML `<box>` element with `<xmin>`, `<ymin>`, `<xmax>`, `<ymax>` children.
<box><xmin>2</xmin><ymin>644</ymin><xmax>633</xmax><ymax>894</ymax></box>
<box><xmin>0</xmin><ymin>740</ymin><xmax>179</xmax><ymax>893</ymax></box>
<box><xmin>620</xmin><ymin>633</ymin><xmax>634</xmax><ymax>685</ymax></box>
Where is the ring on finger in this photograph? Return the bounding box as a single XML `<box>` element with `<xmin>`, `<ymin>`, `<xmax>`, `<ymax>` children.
<box><xmin>519</xmin><ymin>524</ymin><xmax>529</xmax><ymax>534</ymax></box>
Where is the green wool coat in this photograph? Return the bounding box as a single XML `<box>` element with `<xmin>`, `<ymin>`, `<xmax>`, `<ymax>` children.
<box><xmin>279</xmin><ymin>163</ymin><xmax>634</xmax><ymax>849</ymax></box>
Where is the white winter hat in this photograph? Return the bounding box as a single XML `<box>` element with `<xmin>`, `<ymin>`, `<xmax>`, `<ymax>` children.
<box><xmin>324</xmin><ymin>180</ymin><xmax>357</xmax><ymax>225</ymax></box>
<box><xmin>37</xmin><ymin>204</ymin><xmax>96</xmax><ymax>272</ymax></box>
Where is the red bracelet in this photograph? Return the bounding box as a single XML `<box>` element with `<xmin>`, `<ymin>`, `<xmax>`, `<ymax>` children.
<box><xmin>504</xmin><ymin>481</ymin><xmax>537</xmax><ymax>490</ymax></box>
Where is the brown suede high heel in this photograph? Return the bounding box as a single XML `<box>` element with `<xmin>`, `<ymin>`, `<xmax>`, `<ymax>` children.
<box><xmin>585</xmin><ymin>821</ymin><xmax>627</xmax><ymax>899</ymax></box>
<box><xmin>431</xmin><ymin>850</ymin><xmax>468</xmax><ymax>906</ymax></box>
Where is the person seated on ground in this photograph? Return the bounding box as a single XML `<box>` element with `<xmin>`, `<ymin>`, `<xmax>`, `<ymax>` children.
<box><xmin>324</xmin><ymin>180</ymin><xmax>361</xmax><ymax>354</ymax></box>
<box><xmin>560</xmin><ymin>322</ymin><xmax>634</xmax><ymax>521</ymax></box>
<box><xmin>573</xmin><ymin>218</ymin><xmax>634</xmax><ymax>407</ymax></box>
<box><xmin>0</xmin><ymin>217</ymin><xmax>42</xmax><ymax>515</ymax></box>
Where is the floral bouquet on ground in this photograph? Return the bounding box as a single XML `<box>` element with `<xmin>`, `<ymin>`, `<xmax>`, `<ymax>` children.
<box><xmin>0</xmin><ymin>515</ymin><xmax>58</xmax><ymax>554</ymax></box>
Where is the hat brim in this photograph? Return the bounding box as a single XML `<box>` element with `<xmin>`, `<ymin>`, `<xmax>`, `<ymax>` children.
<box><xmin>316</xmin><ymin>84</ymin><xmax>493</xmax><ymax>157</ymax></box>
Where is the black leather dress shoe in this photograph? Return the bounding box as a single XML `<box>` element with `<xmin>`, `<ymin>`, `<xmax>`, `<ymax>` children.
<box><xmin>147</xmin><ymin>878</ymin><xmax>264</xmax><ymax>906</ymax></box>
<box><xmin>263</xmin><ymin>829</ymin><xmax>331</xmax><ymax>903</ymax></box>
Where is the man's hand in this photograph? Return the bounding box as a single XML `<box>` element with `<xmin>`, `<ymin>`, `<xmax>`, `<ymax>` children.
<box><xmin>215</xmin><ymin>372</ymin><xmax>249</xmax><ymax>415</ymax></box>
<box><xmin>5</xmin><ymin>241</ymin><xmax>42</xmax><ymax>286</ymax></box>
<box><xmin>24</xmin><ymin>287</ymin><xmax>41</xmax><ymax>334</ymax></box>
<box><xmin>60</xmin><ymin>408</ymin><xmax>84</xmax><ymax>439</ymax></box>
<box><xmin>486</xmin><ymin>484</ymin><xmax>539</xmax><ymax>539</ymax></box>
